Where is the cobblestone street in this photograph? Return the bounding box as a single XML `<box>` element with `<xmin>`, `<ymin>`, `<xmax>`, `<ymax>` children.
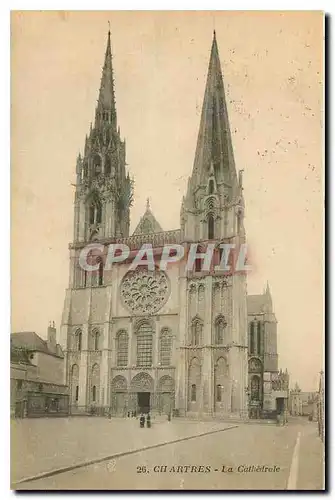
<box><xmin>11</xmin><ymin>416</ymin><xmax>324</xmax><ymax>490</ymax></box>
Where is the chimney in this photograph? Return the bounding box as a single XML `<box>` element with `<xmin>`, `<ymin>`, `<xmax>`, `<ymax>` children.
<box><xmin>47</xmin><ymin>321</ymin><xmax>57</xmax><ymax>352</ymax></box>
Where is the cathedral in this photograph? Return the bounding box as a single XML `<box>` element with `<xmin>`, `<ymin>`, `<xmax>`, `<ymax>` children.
<box><xmin>61</xmin><ymin>30</ymin><xmax>286</xmax><ymax>418</ymax></box>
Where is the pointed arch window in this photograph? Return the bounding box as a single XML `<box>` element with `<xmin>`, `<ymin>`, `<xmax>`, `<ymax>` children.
<box><xmin>92</xmin><ymin>329</ymin><xmax>100</xmax><ymax>351</ymax></box>
<box><xmin>93</xmin><ymin>154</ymin><xmax>101</xmax><ymax>176</ymax></box>
<box><xmin>191</xmin><ymin>318</ymin><xmax>203</xmax><ymax>346</ymax></box>
<box><xmin>136</xmin><ymin>322</ymin><xmax>153</xmax><ymax>367</ymax></box>
<box><xmin>91</xmin><ymin>364</ymin><xmax>100</xmax><ymax>404</ymax></box>
<box><xmin>249</xmin><ymin>320</ymin><xmax>260</xmax><ymax>355</ymax></box>
<box><xmin>249</xmin><ymin>322</ymin><xmax>255</xmax><ymax>354</ymax></box>
<box><xmin>98</xmin><ymin>257</ymin><xmax>104</xmax><ymax>286</ymax></box>
<box><xmin>209</xmin><ymin>179</ymin><xmax>214</xmax><ymax>194</ymax></box>
<box><xmin>257</xmin><ymin>321</ymin><xmax>262</xmax><ymax>355</ymax></box>
<box><xmin>103</xmin><ymin>111</ymin><xmax>110</xmax><ymax>122</ymax></box>
<box><xmin>105</xmin><ymin>157</ymin><xmax>111</xmax><ymax>176</ymax></box>
<box><xmin>75</xmin><ymin>329</ymin><xmax>82</xmax><ymax>352</ymax></box>
<box><xmin>195</xmin><ymin>245</ymin><xmax>203</xmax><ymax>272</ymax></box>
<box><xmin>159</xmin><ymin>329</ymin><xmax>172</xmax><ymax>367</ymax></box>
<box><xmin>208</xmin><ymin>214</ymin><xmax>215</xmax><ymax>240</ymax></box>
<box><xmin>215</xmin><ymin>316</ymin><xmax>227</xmax><ymax>344</ymax></box>
<box><xmin>188</xmin><ymin>358</ymin><xmax>201</xmax><ymax>407</ymax></box>
<box><xmin>215</xmin><ymin>357</ymin><xmax>228</xmax><ymax>406</ymax></box>
<box><xmin>116</xmin><ymin>330</ymin><xmax>128</xmax><ymax>367</ymax></box>
<box><xmin>89</xmin><ymin>201</ymin><xmax>102</xmax><ymax>226</ymax></box>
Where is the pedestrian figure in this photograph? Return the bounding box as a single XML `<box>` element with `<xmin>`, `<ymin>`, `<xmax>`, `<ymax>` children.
<box><xmin>134</xmin><ymin>410</ymin><xmax>137</xmax><ymax>418</ymax></box>
<box><xmin>127</xmin><ymin>411</ymin><xmax>130</xmax><ymax>418</ymax></box>
<box><xmin>167</xmin><ymin>412</ymin><xmax>171</xmax><ymax>422</ymax></box>
<box><xmin>146</xmin><ymin>413</ymin><xmax>151</xmax><ymax>428</ymax></box>
<box><xmin>140</xmin><ymin>413</ymin><xmax>145</xmax><ymax>428</ymax></box>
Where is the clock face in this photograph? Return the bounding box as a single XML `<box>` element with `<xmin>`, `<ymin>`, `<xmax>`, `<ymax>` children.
<box><xmin>120</xmin><ymin>268</ymin><xmax>169</xmax><ymax>315</ymax></box>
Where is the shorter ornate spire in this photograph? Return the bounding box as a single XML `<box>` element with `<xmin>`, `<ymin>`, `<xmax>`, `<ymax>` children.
<box><xmin>96</xmin><ymin>29</ymin><xmax>117</xmax><ymax>127</ymax></box>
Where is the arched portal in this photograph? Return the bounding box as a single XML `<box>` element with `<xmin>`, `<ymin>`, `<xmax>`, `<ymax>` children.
<box><xmin>130</xmin><ymin>372</ymin><xmax>154</xmax><ymax>414</ymax></box>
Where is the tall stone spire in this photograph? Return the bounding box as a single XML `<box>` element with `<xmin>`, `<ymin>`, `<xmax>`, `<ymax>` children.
<box><xmin>181</xmin><ymin>32</ymin><xmax>243</xmax><ymax>242</ymax></box>
<box><xmin>191</xmin><ymin>30</ymin><xmax>237</xmax><ymax>190</ymax></box>
<box><xmin>95</xmin><ymin>29</ymin><xmax>117</xmax><ymax>128</ymax></box>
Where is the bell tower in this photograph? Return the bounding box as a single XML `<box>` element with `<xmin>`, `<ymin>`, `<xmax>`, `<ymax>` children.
<box><xmin>73</xmin><ymin>30</ymin><xmax>132</xmax><ymax>243</ymax></box>
<box><xmin>177</xmin><ymin>32</ymin><xmax>248</xmax><ymax>418</ymax></box>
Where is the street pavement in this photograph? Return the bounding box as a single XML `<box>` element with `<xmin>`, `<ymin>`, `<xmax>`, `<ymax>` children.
<box><xmin>11</xmin><ymin>416</ymin><xmax>233</xmax><ymax>483</ymax></box>
<box><xmin>11</xmin><ymin>416</ymin><xmax>324</xmax><ymax>491</ymax></box>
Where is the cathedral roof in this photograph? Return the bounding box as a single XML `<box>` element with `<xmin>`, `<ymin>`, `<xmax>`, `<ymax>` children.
<box><xmin>247</xmin><ymin>295</ymin><xmax>267</xmax><ymax>314</ymax></box>
<box><xmin>133</xmin><ymin>199</ymin><xmax>163</xmax><ymax>235</ymax></box>
<box><xmin>247</xmin><ymin>281</ymin><xmax>274</xmax><ymax>315</ymax></box>
<box><xmin>247</xmin><ymin>294</ymin><xmax>272</xmax><ymax>316</ymax></box>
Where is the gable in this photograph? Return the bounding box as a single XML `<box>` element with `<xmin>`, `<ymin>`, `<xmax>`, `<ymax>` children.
<box><xmin>133</xmin><ymin>204</ymin><xmax>163</xmax><ymax>235</ymax></box>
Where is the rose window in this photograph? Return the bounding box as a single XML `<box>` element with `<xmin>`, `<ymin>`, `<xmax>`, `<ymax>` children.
<box><xmin>120</xmin><ymin>269</ymin><xmax>169</xmax><ymax>314</ymax></box>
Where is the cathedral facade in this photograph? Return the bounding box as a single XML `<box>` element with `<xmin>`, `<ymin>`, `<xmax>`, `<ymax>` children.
<box><xmin>60</xmin><ymin>31</ymin><xmax>280</xmax><ymax>418</ymax></box>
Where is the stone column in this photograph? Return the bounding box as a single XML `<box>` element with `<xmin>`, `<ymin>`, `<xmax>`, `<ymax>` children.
<box><xmin>101</xmin><ymin>286</ymin><xmax>113</xmax><ymax>408</ymax></box>
<box><xmin>78</xmin><ymin>288</ymin><xmax>92</xmax><ymax>409</ymax></box>
<box><xmin>128</xmin><ymin>319</ymin><xmax>133</xmax><ymax>367</ymax></box>
<box><xmin>73</xmin><ymin>197</ymin><xmax>79</xmax><ymax>242</ymax></box>
<box><xmin>79</xmin><ymin>323</ymin><xmax>89</xmax><ymax>409</ymax></box>
<box><xmin>60</xmin><ymin>290</ymin><xmax>72</xmax><ymax>350</ymax></box>
<box><xmin>154</xmin><ymin>317</ymin><xmax>160</xmax><ymax>366</ymax></box>
<box><xmin>175</xmin><ymin>275</ymin><xmax>188</xmax><ymax>415</ymax></box>
<box><xmin>228</xmin><ymin>272</ymin><xmax>248</xmax><ymax>417</ymax></box>
<box><xmin>100</xmin><ymin>330</ymin><xmax>109</xmax><ymax>409</ymax></box>
<box><xmin>131</xmin><ymin>319</ymin><xmax>137</xmax><ymax>368</ymax></box>
<box><xmin>201</xmin><ymin>276</ymin><xmax>213</xmax><ymax>414</ymax></box>
<box><xmin>78</xmin><ymin>200</ymin><xmax>86</xmax><ymax>242</ymax></box>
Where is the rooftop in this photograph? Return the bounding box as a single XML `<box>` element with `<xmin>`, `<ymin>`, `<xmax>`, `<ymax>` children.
<box><xmin>11</xmin><ymin>331</ymin><xmax>64</xmax><ymax>359</ymax></box>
